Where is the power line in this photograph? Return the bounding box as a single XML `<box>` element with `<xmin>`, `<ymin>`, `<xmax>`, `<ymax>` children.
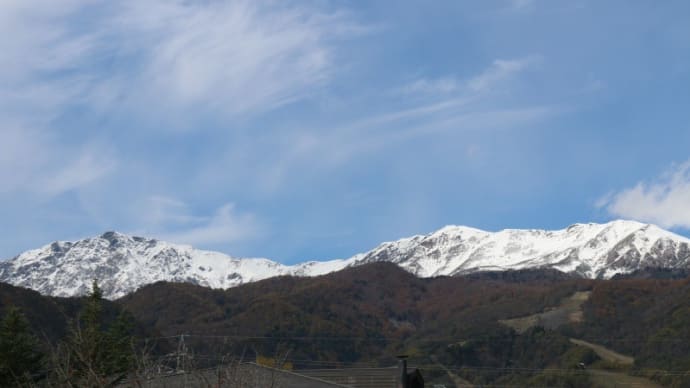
<box><xmin>117</xmin><ymin>348</ymin><xmax>690</xmax><ymax>377</ymax></box>
<box><xmin>140</xmin><ymin>333</ymin><xmax>690</xmax><ymax>344</ymax></box>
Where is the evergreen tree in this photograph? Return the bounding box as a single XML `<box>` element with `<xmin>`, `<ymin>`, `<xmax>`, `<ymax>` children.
<box><xmin>0</xmin><ymin>307</ymin><xmax>44</xmax><ymax>385</ymax></box>
<box><xmin>59</xmin><ymin>279</ymin><xmax>134</xmax><ymax>385</ymax></box>
<box><xmin>103</xmin><ymin>311</ymin><xmax>135</xmax><ymax>374</ymax></box>
<box><xmin>82</xmin><ymin>278</ymin><xmax>105</xmax><ymax>373</ymax></box>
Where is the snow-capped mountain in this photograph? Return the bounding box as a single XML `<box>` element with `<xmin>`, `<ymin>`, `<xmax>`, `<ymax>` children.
<box><xmin>353</xmin><ymin>220</ymin><xmax>690</xmax><ymax>279</ymax></box>
<box><xmin>0</xmin><ymin>231</ymin><xmax>349</xmax><ymax>299</ymax></box>
<box><xmin>1</xmin><ymin>220</ymin><xmax>689</xmax><ymax>299</ymax></box>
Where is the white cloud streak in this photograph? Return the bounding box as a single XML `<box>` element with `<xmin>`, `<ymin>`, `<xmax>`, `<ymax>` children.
<box><xmin>197</xmin><ymin>55</ymin><xmax>554</xmax><ymax>194</ymax></box>
<box><xmin>308</xmin><ymin>56</ymin><xmax>548</xmax><ymax>158</ymax></box>
<box><xmin>0</xmin><ymin>1</ymin><xmax>114</xmax><ymax>197</ymax></box>
<box><xmin>144</xmin><ymin>200</ymin><xmax>261</xmax><ymax>247</ymax></box>
<box><xmin>468</xmin><ymin>56</ymin><xmax>540</xmax><ymax>92</ymax></box>
<box><xmin>144</xmin><ymin>196</ymin><xmax>204</xmax><ymax>226</ymax></box>
<box><xmin>400</xmin><ymin>55</ymin><xmax>539</xmax><ymax>97</ymax></box>
<box><xmin>0</xmin><ymin>125</ymin><xmax>114</xmax><ymax>197</ymax></box>
<box><xmin>400</xmin><ymin>77</ymin><xmax>460</xmax><ymax>95</ymax></box>
<box><xmin>1</xmin><ymin>0</ymin><xmax>353</xmax><ymax>118</ymax></box>
<box><xmin>0</xmin><ymin>0</ymin><xmax>354</xmax><ymax>199</ymax></box>
<box><xmin>114</xmin><ymin>0</ymin><xmax>350</xmax><ymax>116</ymax></box>
<box><xmin>39</xmin><ymin>149</ymin><xmax>117</xmax><ymax>197</ymax></box>
<box><xmin>600</xmin><ymin>160</ymin><xmax>690</xmax><ymax>229</ymax></box>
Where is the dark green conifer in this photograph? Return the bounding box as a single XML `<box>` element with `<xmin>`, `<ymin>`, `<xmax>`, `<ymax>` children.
<box><xmin>0</xmin><ymin>307</ymin><xmax>43</xmax><ymax>385</ymax></box>
<box><xmin>103</xmin><ymin>311</ymin><xmax>134</xmax><ymax>374</ymax></box>
<box><xmin>60</xmin><ymin>279</ymin><xmax>133</xmax><ymax>385</ymax></box>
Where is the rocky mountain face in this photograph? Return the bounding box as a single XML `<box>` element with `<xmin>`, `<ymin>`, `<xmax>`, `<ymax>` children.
<box><xmin>0</xmin><ymin>231</ymin><xmax>348</xmax><ymax>299</ymax></box>
<box><xmin>354</xmin><ymin>220</ymin><xmax>690</xmax><ymax>279</ymax></box>
<box><xmin>1</xmin><ymin>220</ymin><xmax>689</xmax><ymax>299</ymax></box>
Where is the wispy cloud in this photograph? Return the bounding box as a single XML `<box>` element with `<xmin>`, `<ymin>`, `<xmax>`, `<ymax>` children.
<box><xmin>312</xmin><ymin>56</ymin><xmax>551</xmax><ymax>158</ymax></box>
<box><xmin>0</xmin><ymin>125</ymin><xmax>114</xmax><ymax>197</ymax></box>
<box><xmin>400</xmin><ymin>55</ymin><xmax>539</xmax><ymax>97</ymax></box>
<box><xmin>400</xmin><ymin>77</ymin><xmax>460</xmax><ymax>95</ymax></box>
<box><xmin>1</xmin><ymin>0</ymin><xmax>357</xmax><ymax>120</ymax></box>
<box><xmin>0</xmin><ymin>0</ymin><xmax>358</xmax><ymax>200</ymax></box>
<box><xmin>144</xmin><ymin>196</ymin><xmax>204</xmax><ymax>226</ymax></box>
<box><xmin>371</xmin><ymin>56</ymin><xmax>544</xmax><ymax>130</ymax></box>
<box><xmin>468</xmin><ymin>56</ymin><xmax>541</xmax><ymax>92</ymax></box>
<box><xmin>39</xmin><ymin>148</ymin><xmax>117</xmax><ymax>197</ymax></box>
<box><xmin>0</xmin><ymin>1</ymin><xmax>114</xmax><ymax>197</ymax></box>
<box><xmin>598</xmin><ymin>160</ymin><xmax>690</xmax><ymax>229</ymax></box>
<box><xmin>509</xmin><ymin>0</ymin><xmax>536</xmax><ymax>11</ymax></box>
<box><xmin>0</xmin><ymin>1</ymin><xmax>99</xmax><ymax>115</ymax></box>
<box><xmin>205</xmin><ymin>54</ymin><xmax>556</xmax><ymax>194</ymax></box>
<box><xmin>150</xmin><ymin>202</ymin><xmax>262</xmax><ymax>248</ymax></box>
<box><xmin>209</xmin><ymin>100</ymin><xmax>559</xmax><ymax>195</ymax></box>
<box><xmin>114</xmin><ymin>0</ymin><xmax>355</xmax><ymax>117</ymax></box>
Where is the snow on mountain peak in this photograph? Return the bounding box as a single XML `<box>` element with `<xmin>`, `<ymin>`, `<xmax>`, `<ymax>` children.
<box><xmin>352</xmin><ymin>220</ymin><xmax>690</xmax><ymax>278</ymax></box>
<box><xmin>1</xmin><ymin>220</ymin><xmax>689</xmax><ymax>299</ymax></box>
<box><xmin>0</xmin><ymin>232</ymin><xmax>353</xmax><ymax>299</ymax></box>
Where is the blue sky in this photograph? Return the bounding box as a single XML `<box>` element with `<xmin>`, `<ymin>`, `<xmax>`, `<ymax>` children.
<box><xmin>1</xmin><ymin>0</ymin><xmax>690</xmax><ymax>263</ymax></box>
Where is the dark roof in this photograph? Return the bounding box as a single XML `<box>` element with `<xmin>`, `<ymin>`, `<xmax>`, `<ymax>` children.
<box><xmin>298</xmin><ymin>367</ymin><xmax>399</xmax><ymax>388</ymax></box>
<box><xmin>120</xmin><ymin>363</ymin><xmax>348</xmax><ymax>388</ymax></box>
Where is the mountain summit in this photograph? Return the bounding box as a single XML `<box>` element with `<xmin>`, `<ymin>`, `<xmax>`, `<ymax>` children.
<box><xmin>1</xmin><ymin>220</ymin><xmax>689</xmax><ymax>299</ymax></box>
<box><xmin>353</xmin><ymin>220</ymin><xmax>690</xmax><ymax>279</ymax></box>
<box><xmin>0</xmin><ymin>231</ymin><xmax>348</xmax><ymax>299</ymax></box>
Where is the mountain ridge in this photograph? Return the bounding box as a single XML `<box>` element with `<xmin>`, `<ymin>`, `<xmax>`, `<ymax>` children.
<box><xmin>1</xmin><ymin>220</ymin><xmax>689</xmax><ymax>299</ymax></box>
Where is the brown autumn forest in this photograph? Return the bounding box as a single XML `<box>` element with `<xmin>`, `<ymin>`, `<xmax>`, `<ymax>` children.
<box><xmin>2</xmin><ymin>262</ymin><xmax>690</xmax><ymax>386</ymax></box>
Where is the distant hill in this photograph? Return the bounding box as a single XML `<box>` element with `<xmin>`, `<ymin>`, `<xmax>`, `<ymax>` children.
<box><xmin>3</xmin><ymin>262</ymin><xmax>690</xmax><ymax>386</ymax></box>
<box><xmin>0</xmin><ymin>282</ymin><xmax>155</xmax><ymax>345</ymax></box>
<box><xmin>116</xmin><ymin>262</ymin><xmax>587</xmax><ymax>365</ymax></box>
<box><xmin>115</xmin><ymin>261</ymin><xmax>690</xmax><ymax>385</ymax></box>
<box><xmin>0</xmin><ymin>282</ymin><xmax>77</xmax><ymax>342</ymax></box>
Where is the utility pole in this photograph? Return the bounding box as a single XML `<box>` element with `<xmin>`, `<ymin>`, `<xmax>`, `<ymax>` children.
<box><xmin>176</xmin><ymin>334</ymin><xmax>188</xmax><ymax>373</ymax></box>
<box><xmin>397</xmin><ymin>355</ymin><xmax>409</xmax><ymax>388</ymax></box>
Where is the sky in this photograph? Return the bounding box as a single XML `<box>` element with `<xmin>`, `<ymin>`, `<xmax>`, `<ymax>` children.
<box><xmin>1</xmin><ymin>0</ymin><xmax>690</xmax><ymax>263</ymax></box>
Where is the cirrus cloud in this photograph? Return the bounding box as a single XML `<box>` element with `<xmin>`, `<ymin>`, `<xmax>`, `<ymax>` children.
<box><xmin>114</xmin><ymin>0</ymin><xmax>355</xmax><ymax>117</ymax></box>
<box><xmin>155</xmin><ymin>203</ymin><xmax>261</xmax><ymax>248</ymax></box>
<box><xmin>129</xmin><ymin>197</ymin><xmax>261</xmax><ymax>250</ymax></box>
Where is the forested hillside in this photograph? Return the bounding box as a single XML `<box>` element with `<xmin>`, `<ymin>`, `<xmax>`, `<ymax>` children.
<box><xmin>118</xmin><ymin>263</ymin><xmax>594</xmax><ymax>385</ymax></box>
<box><xmin>2</xmin><ymin>263</ymin><xmax>690</xmax><ymax>386</ymax></box>
<box><xmin>572</xmin><ymin>277</ymin><xmax>690</xmax><ymax>386</ymax></box>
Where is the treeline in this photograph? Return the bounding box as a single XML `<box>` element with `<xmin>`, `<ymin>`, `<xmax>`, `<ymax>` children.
<box><xmin>116</xmin><ymin>263</ymin><xmax>598</xmax><ymax>385</ymax></box>
<box><xmin>0</xmin><ymin>281</ymin><xmax>139</xmax><ymax>386</ymax></box>
<box><xmin>117</xmin><ymin>263</ymin><xmax>587</xmax><ymax>365</ymax></box>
